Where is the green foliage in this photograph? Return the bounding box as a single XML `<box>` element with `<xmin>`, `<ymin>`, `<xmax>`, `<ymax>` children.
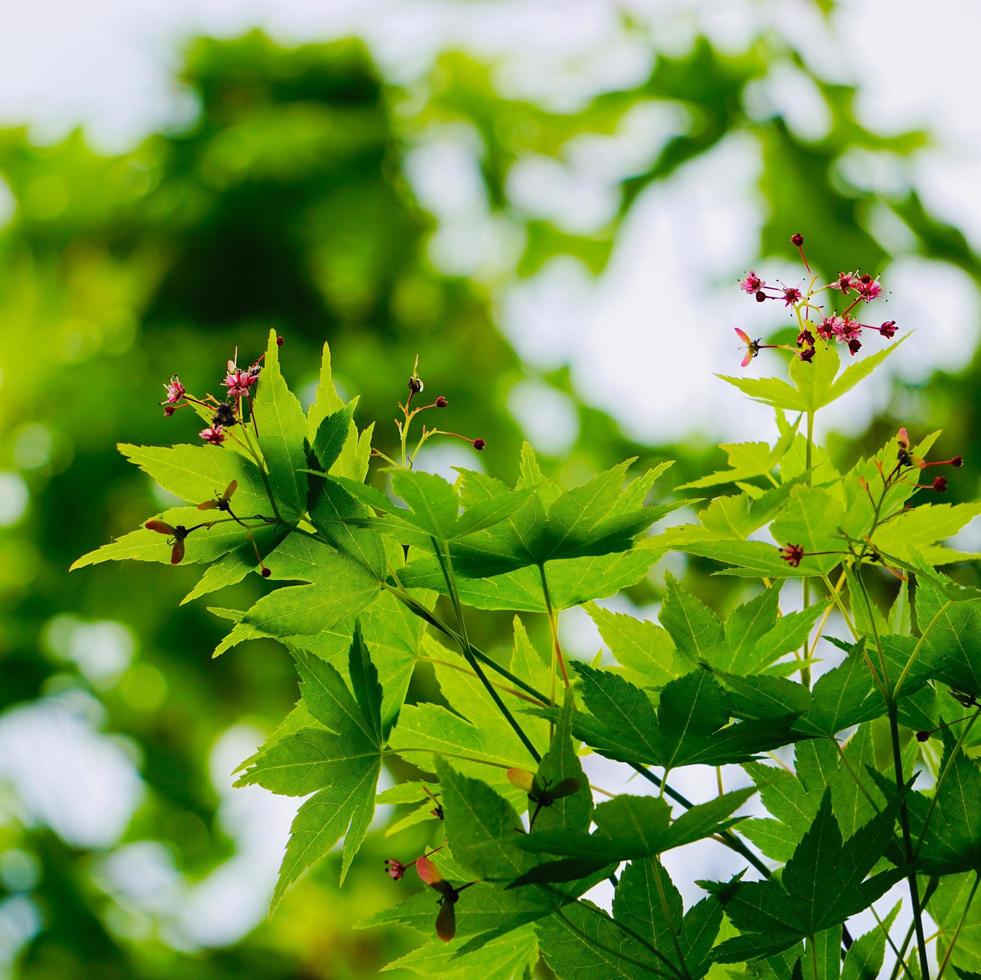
<box><xmin>69</xmin><ymin>206</ymin><xmax>981</xmax><ymax>977</ymax></box>
<box><xmin>708</xmin><ymin>792</ymin><xmax>904</xmax><ymax>962</ymax></box>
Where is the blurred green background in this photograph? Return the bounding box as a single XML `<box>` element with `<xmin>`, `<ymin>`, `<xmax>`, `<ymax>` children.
<box><xmin>1</xmin><ymin>3</ymin><xmax>980</xmax><ymax>977</ymax></box>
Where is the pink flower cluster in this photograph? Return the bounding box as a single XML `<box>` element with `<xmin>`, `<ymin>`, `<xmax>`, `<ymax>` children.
<box><xmin>735</xmin><ymin>234</ymin><xmax>899</xmax><ymax>366</ymax></box>
<box><xmin>158</xmin><ymin>343</ymin><xmax>274</xmax><ymax>446</ymax></box>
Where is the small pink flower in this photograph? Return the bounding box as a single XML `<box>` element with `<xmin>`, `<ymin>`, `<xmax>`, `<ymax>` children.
<box><xmin>879</xmin><ymin>320</ymin><xmax>898</xmax><ymax>339</ymax></box>
<box><xmin>223</xmin><ymin>369</ymin><xmax>256</xmax><ymax>399</ymax></box>
<box><xmin>797</xmin><ymin>328</ymin><xmax>814</xmax><ymax>348</ymax></box>
<box><xmin>741</xmin><ymin>272</ymin><xmax>763</xmax><ymax>294</ymax></box>
<box><xmin>782</xmin><ymin>286</ymin><xmax>802</xmax><ymax>306</ymax></box>
<box><xmin>817</xmin><ymin>316</ymin><xmax>841</xmax><ymax>342</ymax></box>
<box><xmin>841</xmin><ymin>316</ymin><xmax>862</xmax><ymax>341</ymax></box>
<box><xmin>847</xmin><ymin>338</ymin><xmax>862</xmax><ymax>355</ymax></box>
<box><xmin>856</xmin><ymin>274</ymin><xmax>881</xmax><ymax>301</ymax></box>
<box><xmin>778</xmin><ymin>543</ymin><xmax>805</xmax><ymax>568</ymax></box>
<box><xmin>832</xmin><ymin>272</ymin><xmax>856</xmax><ymax>293</ymax></box>
<box><xmin>798</xmin><ymin>345</ymin><xmax>815</xmax><ymax>363</ymax></box>
<box><xmin>162</xmin><ymin>376</ymin><xmax>185</xmax><ymax>404</ymax></box>
<box><xmin>384</xmin><ymin>858</ymin><xmax>409</xmax><ymax>881</ymax></box>
<box><xmin>199</xmin><ymin>425</ymin><xmax>225</xmax><ymax>446</ymax></box>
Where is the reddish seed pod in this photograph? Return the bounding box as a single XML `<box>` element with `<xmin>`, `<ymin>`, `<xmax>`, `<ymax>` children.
<box><xmin>951</xmin><ymin>456</ymin><xmax>964</xmax><ymax>467</ymax></box>
<box><xmin>276</xmin><ymin>335</ymin><xmax>285</xmax><ymax>346</ymax></box>
<box><xmin>435</xmin><ymin>395</ymin><xmax>448</xmax><ymax>408</ymax></box>
<box><xmin>791</xmin><ymin>232</ymin><xmax>804</xmax><ymax>247</ymax></box>
<box><xmin>472</xmin><ymin>438</ymin><xmax>486</xmax><ymax>451</ymax></box>
<box><xmin>755</xmin><ymin>290</ymin><xmax>766</xmax><ymax>302</ymax></box>
<box><xmin>261</xmin><ymin>567</ymin><xmax>271</xmax><ymax>577</ymax></box>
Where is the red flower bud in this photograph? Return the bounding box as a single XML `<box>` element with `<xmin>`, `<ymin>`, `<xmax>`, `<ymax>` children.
<box><xmin>915</xmin><ymin>730</ymin><xmax>930</xmax><ymax>742</ymax></box>
<box><xmin>435</xmin><ymin>396</ymin><xmax>448</xmax><ymax>408</ymax></box>
<box><xmin>473</xmin><ymin>438</ymin><xmax>486</xmax><ymax>451</ymax></box>
<box><xmin>791</xmin><ymin>232</ymin><xmax>804</xmax><ymax>247</ymax></box>
<box><xmin>778</xmin><ymin>543</ymin><xmax>805</xmax><ymax>568</ymax></box>
<box><xmin>384</xmin><ymin>858</ymin><xmax>408</xmax><ymax>881</ymax></box>
<box><xmin>932</xmin><ymin>476</ymin><xmax>948</xmax><ymax>492</ymax></box>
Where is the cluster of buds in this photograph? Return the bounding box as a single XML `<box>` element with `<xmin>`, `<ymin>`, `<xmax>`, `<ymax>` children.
<box><xmin>372</xmin><ymin>356</ymin><xmax>486</xmax><ymax>469</ymax></box>
<box><xmin>160</xmin><ymin>340</ymin><xmax>282</xmax><ymax>446</ymax></box>
<box><xmin>736</xmin><ymin>234</ymin><xmax>899</xmax><ymax>366</ymax></box>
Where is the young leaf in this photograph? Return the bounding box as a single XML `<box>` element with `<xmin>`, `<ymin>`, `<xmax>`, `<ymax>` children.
<box><xmin>260</xmin><ymin>631</ymin><xmax>385</xmax><ymax>909</ymax></box>
<box><xmin>586</xmin><ymin>602</ymin><xmax>676</xmax><ymax>689</ymax></box>
<box><xmin>659</xmin><ymin>574</ymin><xmax>723</xmax><ymax>665</ymax></box>
<box><xmin>311</xmin><ymin>400</ymin><xmax>358</xmax><ymax>473</ymax></box>
<box><xmin>710</xmin><ymin>791</ymin><xmax>903</xmax><ymax>962</ymax></box>
<box><xmin>514</xmin><ymin>789</ymin><xmax>753</xmax><ymax>871</ymax></box>
<box><xmin>437</xmin><ymin>761</ymin><xmax>529</xmax><ymax>882</ymax></box>
<box><xmin>536</xmin><ymin>900</ymin><xmax>666</xmax><ymax>979</ymax></box>
<box><xmin>253</xmin><ymin>329</ymin><xmax>308</xmax><ymax>518</ymax></box>
<box><xmin>530</xmin><ymin>693</ymin><xmax>591</xmax><ymax>835</ymax></box>
<box><xmin>841</xmin><ymin>901</ymin><xmax>900</xmax><ymax>980</ymax></box>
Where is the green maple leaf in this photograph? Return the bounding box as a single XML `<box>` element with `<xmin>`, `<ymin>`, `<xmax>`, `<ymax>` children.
<box><xmin>660</xmin><ymin>577</ymin><xmax>824</xmax><ymax>676</ymax></box>
<box><xmin>741</xmin><ymin>732</ymin><xmax>883</xmax><ymax>863</ymax></box>
<box><xmin>398</xmin><ymin>548</ymin><xmax>660</xmax><ymax>612</ymax></box>
<box><xmin>874</xmin><ymin>729</ymin><xmax>981</xmax><ymax>875</ymax></box>
<box><xmin>252</xmin><ymin>329</ymin><xmax>308</xmax><ymax>519</ymax></box>
<box><xmin>536</xmin><ymin>860</ymin><xmax>721</xmax><ymax>980</ymax></box>
<box><xmin>379</xmin><ymin>454</ymin><xmax>678</xmax><ymax>581</ymax></box>
<box><xmin>612</xmin><ymin>860</ymin><xmax>722</xmax><ymax>980</ymax></box>
<box><xmin>237</xmin><ymin>627</ymin><xmax>384</xmax><ymax>910</ymax></box>
<box><xmin>907</xmin><ymin>577</ymin><xmax>981</xmax><ymax>700</ymax></box>
<box><xmin>709</xmin><ymin>790</ymin><xmax>904</xmax><ymax>962</ymax></box>
<box><xmin>570</xmin><ymin>663</ymin><xmax>797</xmax><ymax>769</ymax></box>
<box><xmin>841</xmin><ymin>902</ymin><xmax>900</xmax><ymax>980</ymax></box>
<box><xmin>585</xmin><ymin>602</ymin><xmax>677</xmax><ymax>691</ymax></box>
<box><xmin>512</xmin><ymin>789</ymin><xmax>753</xmax><ymax>882</ymax></box>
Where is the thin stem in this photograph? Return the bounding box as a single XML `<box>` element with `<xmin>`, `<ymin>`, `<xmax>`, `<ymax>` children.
<box><xmin>384</xmin><ymin>584</ymin><xmax>546</xmax><ymax>701</ymax></box>
<box><xmin>538</xmin><ymin>563</ymin><xmax>571</xmax><ymax>710</ymax></box>
<box><xmin>888</xmin><ymin>877</ymin><xmax>939</xmax><ymax>980</ymax></box>
<box><xmin>887</xmin><ymin>700</ymin><xmax>931</xmax><ymax>980</ymax></box>
<box><xmin>852</xmin><ymin>539</ymin><xmax>929</xmax><ymax>977</ymax></box>
<box><xmin>936</xmin><ymin>872</ymin><xmax>980</xmax><ymax>979</ymax></box>
<box><xmin>417</xmin><ymin>656</ymin><xmax>548</xmax><ymax>707</ymax></box>
<box><xmin>868</xmin><ymin>902</ymin><xmax>914</xmax><ymax>980</ymax></box>
<box><xmin>833</xmin><ymin>738</ymin><xmax>880</xmax><ymax>812</ymax></box>
<box><xmin>821</xmin><ymin>572</ymin><xmax>858</xmax><ymax>638</ymax></box>
<box><xmin>800</xmin><ymin>408</ymin><xmax>815</xmax><ymax>687</ymax></box>
<box><xmin>432</xmin><ymin>537</ymin><xmax>541</xmax><ymax>763</ymax></box>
